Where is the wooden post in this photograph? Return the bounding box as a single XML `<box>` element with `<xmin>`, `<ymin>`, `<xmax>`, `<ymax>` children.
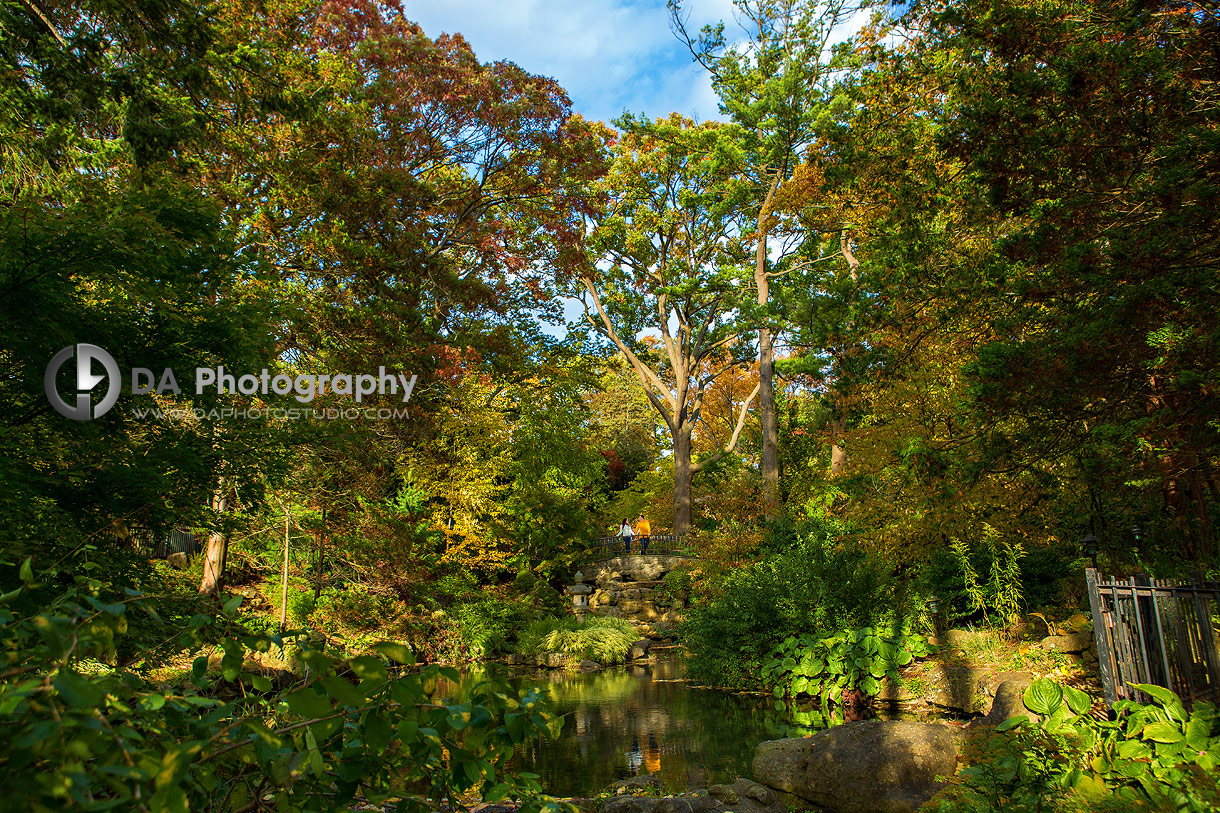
<box><xmin>1085</xmin><ymin>567</ymin><xmax>1119</xmax><ymax>706</ymax></box>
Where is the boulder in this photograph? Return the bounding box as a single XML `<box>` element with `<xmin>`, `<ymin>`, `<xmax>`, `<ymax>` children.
<box><xmin>943</xmin><ymin>629</ymin><xmax>992</xmax><ymax>651</ymax></box>
<box><xmin>928</xmin><ymin>666</ymin><xmax>991</xmax><ymax>714</ymax></box>
<box><xmin>1041</xmin><ymin>632</ymin><xmax>1094</xmax><ymax>653</ymax></box>
<box><xmin>504</xmin><ymin>653</ymin><xmax>526</xmax><ymax>666</ymax></box>
<box><xmin>579</xmin><ymin>659</ymin><xmax>602</xmax><ymax>671</ymax></box>
<box><xmin>535</xmin><ymin>652</ymin><xmax>567</xmax><ymax>668</ymax></box>
<box><xmin>979</xmin><ymin>678</ymin><xmax>1039</xmax><ymax>727</ymax></box>
<box><xmin>630</xmin><ymin>639</ymin><xmax>652</xmax><ymax>661</ymax></box>
<box><xmin>167</xmin><ymin>552</ymin><xmax>188</xmax><ymax>570</ymax></box>
<box><xmin>875</xmin><ymin>678</ymin><xmax>919</xmax><ymax>703</ymax></box>
<box><xmin>601</xmin><ymin>779</ymin><xmax>784</xmax><ymax>813</ymax></box>
<box><xmin>752</xmin><ymin>720</ymin><xmax>965</xmax><ymax>813</ymax></box>
<box><xmin>607</xmin><ymin>774</ymin><xmax>667</xmax><ymax>795</ymax></box>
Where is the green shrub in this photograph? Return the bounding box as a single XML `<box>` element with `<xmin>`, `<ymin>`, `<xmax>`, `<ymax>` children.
<box><xmin>933</xmin><ymin>678</ymin><xmax>1220</xmax><ymax>812</ymax></box>
<box><xmin>0</xmin><ymin>549</ymin><xmax>561</xmax><ymax>811</ymax></box>
<box><xmin>681</xmin><ymin>518</ymin><xmax>895</xmax><ymax>689</ymax></box>
<box><xmin>762</xmin><ymin>627</ymin><xmax>936</xmax><ymax>709</ymax></box>
<box><xmin>262</xmin><ymin>576</ymin><xmax>316</xmax><ymax>629</ymax></box>
<box><xmin>449</xmin><ymin>589</ymin><xmax>534</xmax><ymax>658</ymax></box>
<box><xmin>517</xmin><ymin>615</ymin><xmax>638</xmax><ymax>665</ymax></box>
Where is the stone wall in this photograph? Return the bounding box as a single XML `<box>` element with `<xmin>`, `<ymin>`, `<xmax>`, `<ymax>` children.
<box><xmin>586</xmin><ymin>555</ymin><xmax>693</xmax><ymax>636</ymax></box>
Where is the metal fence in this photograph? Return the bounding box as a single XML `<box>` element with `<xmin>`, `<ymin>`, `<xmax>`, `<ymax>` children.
<box><xmin>593</xmin><ymin>534</ymin><xmax>696</xmax><ymax>558</ymax></box>
<box><xmin>1085</xmin><ymin>567</ymin><xmax>1220</xmax><ymax>707</ymax></box>
<box><xmin>99</xmin><ymin>524</ymin><xmax>205</xmax><ymax>560</ymax></box>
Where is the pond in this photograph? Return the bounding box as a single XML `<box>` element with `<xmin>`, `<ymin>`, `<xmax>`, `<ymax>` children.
<box><xmin>436</xmin><ymin>656</ymin><xmax>928</xmax><ymax>797</ymax></box>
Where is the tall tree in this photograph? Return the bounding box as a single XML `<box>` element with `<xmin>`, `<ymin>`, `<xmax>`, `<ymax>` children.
<box><xmin>916</xmin><ymin>0</ymin><xmax>1220</xmax><ymax>559</ymax></box>
<box><xmin>670</xmin><ymin>0</ymin><xmax>864</xmax><ymax>513</ymax></box>
<box><xmin>580</xmin><ymin>116</ymin><xmax>759</xmax><ymax>534</ymax></box>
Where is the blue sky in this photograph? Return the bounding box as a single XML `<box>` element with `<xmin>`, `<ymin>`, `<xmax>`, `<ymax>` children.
<box><xmin>402</xmin><ymin>0</ymin><xmax>738</xmax><ymax>126</ymax></box>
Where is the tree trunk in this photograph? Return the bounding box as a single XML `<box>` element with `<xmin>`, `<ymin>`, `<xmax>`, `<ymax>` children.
<box><xmin>759</xmin><ymin>325</ymin><xmax>780</xmax><ymax>515</ymax></box>
<box><xmin>674</xmin><ymin>423</ymin><xmax>694</xmax><ymax>535</ymax></box>
<box><xmin>198</xmin><ymin>487</ymin><xmax>229</xmax><ymax>596</ymax></box>
<box><xmin>314</xmin><ymin>506</ymin><xmax>326</xmax><ymax>603</ymax></box>
<box><xmin>756</xmin><ymin>180</ymin><xmax>781</xmax><ymax>518</ymax></box>
<box><xmin>279</xmin><ymin>506</ymin><xmax>290</xmax><ymax>633</ymax></box>
<box><xmin>830</xmin><ymin>415</ymin><xmax>848</xmax><ymax>475</ymax></box>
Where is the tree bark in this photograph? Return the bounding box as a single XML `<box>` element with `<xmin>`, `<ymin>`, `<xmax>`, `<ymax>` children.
<box><xmin>830</xmin><ymin>415</ymin><xmax>848</xmax><ymax>475</ymax></box>
<box><xmin>756</xmin><ymin>176</ymin><xmax>781</xmax><ymax>518</ymax></box>
<box><xmin>674</xmin><ymin>423</ymin><xmax>695</xmax><ymax>535</ymax></box>
<box><xmin>279</xmin><ymin>506</ymin><xmax>290</xmax><ymax>633</ymax></box>
<box><xmin>198</xmin><ymin>486</ymin><xmax>229</xmax><ymax>596</ymax></box>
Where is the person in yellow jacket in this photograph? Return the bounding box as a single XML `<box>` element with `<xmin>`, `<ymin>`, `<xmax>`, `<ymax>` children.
<box><xmin>634</xmin><ymin>515</ymin><xmax>651</xmax><ymax>554</ymax></box>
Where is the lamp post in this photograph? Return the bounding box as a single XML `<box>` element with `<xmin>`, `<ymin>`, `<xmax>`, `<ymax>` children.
<box><xmin>926</xmin><ymin>596</ymin><xmax>941</xmax><ymax>638</ymax></box>
<box><xmin>1081</xmin><ymin>534</ymin><xmax>1099</xmax><ymax>569</ymax></box>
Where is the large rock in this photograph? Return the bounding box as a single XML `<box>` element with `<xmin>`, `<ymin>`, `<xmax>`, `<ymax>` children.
<box><xmin>943</xmin><ymin>629</ymin><xmax>992</xmax><ymax>650</ymax></box>
<box><xmin>601</xmin><ymin>779</ymin><xmax>784</xmax><ymax>813</ymax></box>
<box><xmin>979</xmin><ymin>678</ymin><xmax>1038</xmax><ymax>727</ymax></box>
<box><xmin>752</xmin><ymin>720</ymin><xmax>965</xmax><ymax>813</ymax></box>
<box><xmin>535</xmin><ymin>652</ymin><xmax>567</xmax><ymax>668</ymax></box>
<box><xmin>928</xmin><ymin>666</ymin><xmax>991</xmax><ymax>714</ymax></box>
<box><xmin>1041</xmin><ymin>632</ymin><xmax>1093</xmax><ymax>653</ymax></box>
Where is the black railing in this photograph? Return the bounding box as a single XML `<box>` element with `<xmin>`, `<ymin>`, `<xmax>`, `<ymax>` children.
<box><xmin>593</xmin><ymin>534</ymin><xmax>697</xmax><ymax>558</ymax></box>
<box><xmin>1085</xmin><ymin>568</ymin><xmax>1220</xmax><ymax>708</ymax></box>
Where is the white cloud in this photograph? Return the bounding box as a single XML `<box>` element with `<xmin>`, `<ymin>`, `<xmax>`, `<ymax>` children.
<box><xmin>403</xmin><ymin>0</ymin><xmax>730</xmax><ymax>125</ymax></box>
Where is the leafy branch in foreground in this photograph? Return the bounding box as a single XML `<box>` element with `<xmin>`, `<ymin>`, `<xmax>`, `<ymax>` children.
<box><xmin>0</xmin><ymin>550</ymin><xmax>566</xmax><ymax>813</ymax></box>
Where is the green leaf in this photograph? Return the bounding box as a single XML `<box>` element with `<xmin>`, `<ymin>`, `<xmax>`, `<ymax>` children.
<box><xmin>52</xmin><ymin>669</ymin><xmax>104</xmax><ymax>708</ymax></box>
<box><xmin>286</xmin><ymin>688</ymin><xmax>331</xmax><ymax>719</ymax></box>
<box><xmin>221</xmin><ymin>594</ymin><xmax>244</xmax><ymax>618</ymax></box>
<box><xmin>18</xmin><ymin>557</ymin><xmax>33</xmax><ymax>584</ymax></box>
<box><xmin>996</xmin><ymin>716</ymin><xmax>1029</xmax><ymax>732</ymax></box>
<box><xmin>351</xmin><ymin>655</ymin><xmax>388</xmax><ymax>684</ymax></box>
<box><xmin>1142</xmin><ymin>721</ymin><xmax>1184</xmax><ymax>743</ymax></box>
<box><xmin>1023</xmin><ymin>678</ymin><xmax>1064</xmax><ymax>716</ymax></box>
<box><xmin>1128</xmin><ymin>683</ymin><xmax>1186</xmax><ymax>719</ymax></box>
<box><xmin>1063</xmin><ymin>684</ymin><xmax>1092</xmax><ymax>715</ymax></box>
<box><xmin>1184</xmin><ymin>716</ymin><xmax>1212</xmax><ymax>749</ymax></box>
<box><xmin>305</xmin><ymin>727</ymin><xmax>324</xmax><ymax>776</ymax></box>
<box><xmin>139</xmin><ymin>694</ymin><xmax>167</xmax><ymax>711</ymax></box>
<box><xmin>321</xmin><ymin>674</ymin><xmax>366</xmax><ymax>707</ymax></box>
<box><xmin>1117</xmin><ymin>739</ymin><xmax>1152</xmax><ymax>760</ymax></box>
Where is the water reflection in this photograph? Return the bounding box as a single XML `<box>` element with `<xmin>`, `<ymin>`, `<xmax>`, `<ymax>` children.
<box><xmin>435</xmin><ymin>658</ymin><xmax>824</xmax><ymax>797</ymax></box>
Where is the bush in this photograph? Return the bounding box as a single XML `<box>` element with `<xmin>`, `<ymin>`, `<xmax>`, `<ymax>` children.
<box><xmin>933</xmin><ymin>678</ymin><xmax>1220</xmax><ymax>812</ymax></box>
<box><xmin>680</xmin><ymin>517</ymin><xmax>895</xmax><ymax>689</ymax></box>
<box><xmin>262</xmin><ymin>575</ymin><xmax>316</xmax><ymax>629</ymax></box>
<box><xmin>517</xmin><ymin>615</ymin><xmax>638</xmax><ymax>665</ymax></box>
<box><xmin>0</xmin><ymin>548</ymin><xmax>561</xmax><ymax>811</ymax></box>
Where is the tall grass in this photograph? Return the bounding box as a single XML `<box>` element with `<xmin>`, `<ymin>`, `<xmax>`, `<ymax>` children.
<box><xmin>517</xmin><ymin>615</ymin><xmax>638</xmax><ymax>665</ymax></box>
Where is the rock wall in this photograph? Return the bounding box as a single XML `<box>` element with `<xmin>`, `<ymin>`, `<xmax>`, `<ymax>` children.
<box><xmin>586</xmin><ymin>555</ymin><xmax>693</xmax><ymax>636</ymax></box>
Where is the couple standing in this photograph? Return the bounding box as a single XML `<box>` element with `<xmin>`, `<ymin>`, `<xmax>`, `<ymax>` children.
<box><xmin>617</xmin><ymin>515</ymin><xmax>651</xmax><ymax>554</ymax></box>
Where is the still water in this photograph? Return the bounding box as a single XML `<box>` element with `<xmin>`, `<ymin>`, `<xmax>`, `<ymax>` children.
<box><xmin>436</xmin><ymin>657</ymin><xmax>825</xmax><ymax>797</ymax></box>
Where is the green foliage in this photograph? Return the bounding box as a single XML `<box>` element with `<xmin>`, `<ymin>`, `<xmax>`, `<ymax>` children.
<box><xmin>761</xmin><ymin>627</ymin><xmax>935</xmax><ymax>708</ymax></box>
<box><xmin>448</xmin><ymin>590</ymin><xmax>537</xmax><ymax>660</ymax></box>
<box><xmin>681</xmin><ymin>517</ymin><xmax>895</xmax><ymax>689</ymax></box>
<box><xmin>516</xmin><ymin>616</ymin><xmax>638</xmax><ymax>666</ymax></box>
<box><xmin>948</xmin><ymin>525</ymin><xmax>1026</xmax><ymax>626</ymax></box>
<box><xmin>935</xmin><ymin>678</ymin><xmax>1220</xmax><ymax>812</ymax></box>
<box><xmin>263</xmin><ymin>576</ymin><xmax>317</xmax><ymax>629</ymax></box>
<box><xmin>0</xmin><ymin>550</ymin><xmax>565</xmax><ymax>812</ymax></box>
